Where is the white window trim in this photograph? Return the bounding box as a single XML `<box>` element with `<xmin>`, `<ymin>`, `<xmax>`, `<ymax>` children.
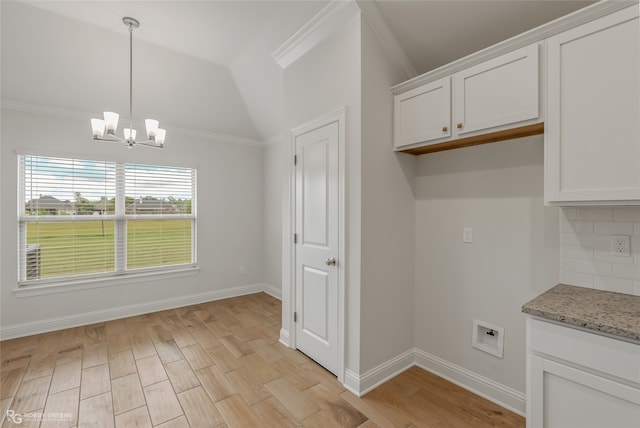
<box><xmin>17</xmin><ymin>155</ymin><xmax>198</xmax><ymax>289</ymax></box>
<box><xmin>13</xmin><ymin>265</ymin><xmax>200</xmax><ymax>298</ymax></box>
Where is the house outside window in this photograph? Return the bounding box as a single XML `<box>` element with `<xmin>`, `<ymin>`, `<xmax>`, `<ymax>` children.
<box><xmin>17</xmin><ymin>155</ymin><xmax>197</xmax><ymax>285</ymax></box>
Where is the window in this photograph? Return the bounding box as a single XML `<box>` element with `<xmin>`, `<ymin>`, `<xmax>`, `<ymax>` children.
<box><xmin>18</xmin><ymin>155</ymin><xmax>196</xmax><ymax>285</ymax></box>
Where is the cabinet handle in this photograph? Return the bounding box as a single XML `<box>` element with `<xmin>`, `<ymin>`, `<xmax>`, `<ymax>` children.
<box><xmin>442</xmin><ymin>126</ymin><xmax>448</xmax><ymax>132</ymax></box>
<box><xmin>457</xmin><ymin>122</ymin><xmax>463</xmax><ymax>129</ymax></box>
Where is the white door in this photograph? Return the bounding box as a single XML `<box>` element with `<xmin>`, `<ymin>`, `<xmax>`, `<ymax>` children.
<box><xmin>294</xmin><ymin>120</ymin><xmax>339</xmax><ymax>375</ymax></box>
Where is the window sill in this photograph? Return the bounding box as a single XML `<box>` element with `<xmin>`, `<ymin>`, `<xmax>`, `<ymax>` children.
<box><xmin>13</xmin><ymin>265</ymin><xmax>200</xmax><ymax>298</ymax></box>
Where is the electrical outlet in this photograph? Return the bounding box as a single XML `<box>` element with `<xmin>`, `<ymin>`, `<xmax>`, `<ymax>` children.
<box><xmin>239</xmin><ymin>265</ymin><xmax>246</xmax><ymax>274</ymax></box>
<box><xmin>611</xmin><ymin>235</ymin><xmax>631</xmax><ymax>257</ymax></box>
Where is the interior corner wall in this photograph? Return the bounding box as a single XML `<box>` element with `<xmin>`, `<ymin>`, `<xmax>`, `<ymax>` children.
<box><xmin>413</xmin><ymin>135</ymin><xmax>560</xmax><ymax>396</ymax></box>
<box><xmin>0</xmin><ymin>108</ymin><xmax>265</xmax><ymax>336</ymax></box>
<box><xmin>282</xmin><ymin>15</ymin><xmax>363</xmax><ymax>374</ymax></box>
<box><xmin>263</xmin><ymin>138</ymin><xmax>286</xmax><ymax>295</ymax></box>
<box><xmin>360</xmin><ymin>18</ymin><xmax>416</xmax><ymax>373</ymax></box>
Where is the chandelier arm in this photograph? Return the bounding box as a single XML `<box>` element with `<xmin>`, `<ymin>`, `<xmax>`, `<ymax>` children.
<box><xmin>95</xmin><ymin>135</ymin><xmax>125</xmax><ymax>143</ymax></box>
<box><xmin>136</xmin><ymin>141</ymin><xmax>163</xmax><ymax>148</ymax></box>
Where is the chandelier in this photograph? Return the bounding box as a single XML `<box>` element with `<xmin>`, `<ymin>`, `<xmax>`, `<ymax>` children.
<box><xmin>91</xmin><ymin>17</ymin><xmax>165</xmax><ymax>148</ymax></box>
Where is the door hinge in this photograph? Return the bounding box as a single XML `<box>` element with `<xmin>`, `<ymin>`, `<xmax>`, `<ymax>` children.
<box><xmin>294</xmin><ymin>233</ymin><xmax>298</xmax><ymax>244</ymax></box>
<box><xmin>294</xmin><ymin>155</ymin><xmax>297</xmax><ymax>165</ymax></box>
<box><xmin>294</xmin><ymin>312</ymin><xmax>297</xmax><ymax>322</ymax></box>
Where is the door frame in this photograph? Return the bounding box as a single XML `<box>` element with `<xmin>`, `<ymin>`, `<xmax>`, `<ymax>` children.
<box><xmin>282</xmin><ymin>107</ymin><xmax>346</xmax><ymax>383</ymax></box>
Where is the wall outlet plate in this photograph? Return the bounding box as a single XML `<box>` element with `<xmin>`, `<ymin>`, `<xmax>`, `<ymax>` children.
<box><xmin>610</xmin><ymin>235</ymin><xmax>631</xmax><ymax>257</ymax></box>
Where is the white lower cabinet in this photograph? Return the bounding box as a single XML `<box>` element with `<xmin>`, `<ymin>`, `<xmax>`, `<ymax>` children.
<box><xmin>526</xmin><ymin>318</ymin><xmax>640</xmax><ymax>428</ymax></box>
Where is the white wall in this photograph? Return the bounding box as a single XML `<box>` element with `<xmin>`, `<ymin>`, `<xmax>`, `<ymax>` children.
<box><xmin>0</xmin><ymin>108</ymin><xmax>265</xmax><ymax>337</ymax></box>
<box><xmin>282</xmin><ymin>15</ymin><xmax>363</xmax><ymax>374</ymax></box>
<box><xmin>360</xmin><ymin>19</ymin><xmax>416</xmax><ymax>373</ymax></box>
<box><xmin>414</xmin><ymin>135</ymin><xmax>560</xmax><ymax>396</ymax></box>
<box><xmin>559</xmin><ymin>206</ymin><xmax>640</xmax><ymax>295</ymax></box>
<box><xmin>263</xmin><ymin>137</ymin><xmax>286</xmax><ymax>295</ymax></box>
<box><xmin>1</xmin><ymin>1</ymin><xmax>259</xmax><ymax>139</ymax></box>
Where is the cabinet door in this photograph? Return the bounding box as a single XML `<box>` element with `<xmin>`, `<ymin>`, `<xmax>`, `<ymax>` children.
<box><xmin>529</xmin><ymin>355</ymin><xmax>640</xmax><ymax>428</ymax></box>
<box><xmin>393</xmin><ymin>77</ymin><xmax>450</xmax><ymax>149</ymax></box>
<box><xmin>545</xmin><ymin>7</ymin><xmax>640</xmax><ymax>204</ymax></box>
<box><xmin>453</xmin><ymin>43</ymin><xmax>539</xmax><ymax>136</ymax></box>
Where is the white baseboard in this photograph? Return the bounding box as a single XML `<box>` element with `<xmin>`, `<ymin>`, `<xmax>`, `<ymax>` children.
<box><xmin>342</xmin><ymin>368</ymin><xmax>361</xmax><ymax>396</ymax></box>
<box><xmin>279</xmin><ymin>328</ymin><xmax>291</xmax><ymax>348</ymax></box>
<box><xmin>342</xmin><ymin>347</ymin><xmax>526</xmax><ymax>416</ymax></box>
<box><xmin>414</xmin><ymin>348</ymin><xmax>526</xmax><ymax>416</ymax></box>
<box><xmin>262</xmin><ymin>283</ymin><xmax>282</xmax><ymax>300</ymax></box>
<box><xmin>358</xmin><ymin>348</ymin><xmax>415</xmax><ymax>395</ymax></box>
<box><xmin>0</xmin><ymin>283</ymin><xmax>270</xmax><ymax>340</ymax></box>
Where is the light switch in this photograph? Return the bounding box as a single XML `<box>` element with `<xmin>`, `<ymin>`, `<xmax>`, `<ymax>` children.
<box><xmin>463</xmin><ymin>227</ymin><xmax>473</xmax><ymax>243</ymax></box>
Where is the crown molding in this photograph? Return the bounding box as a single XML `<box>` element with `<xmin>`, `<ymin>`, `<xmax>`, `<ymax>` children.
<box><xmin>392</xmin><ymin>0</ymin><xmax>638</xmax><ymax>94</ymax></box>
<box><xmin>272</xmin><ymin>0</ymin><xmax>360</xmax><ymax>69</ymax></box>
<box><xmin>1</xmin><ymin>99</ymin><xmax>264</xmax><ymax>147</ymax></box>
<box><xmin>356</xmin><ymin>0</ymin><xmax>417</xmax><ymax>80</ymax></box>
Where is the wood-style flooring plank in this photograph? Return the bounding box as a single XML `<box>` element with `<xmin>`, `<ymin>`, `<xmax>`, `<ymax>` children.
<box><xmin>164</xmin><ymin>359</ymin><xmax>200</xmax><ymax>394</ymax></box>
<box><xmin>78</xmin><ymin>391</ymin><xmax>114</xmax><ymax>428</ymax></box>
<box><xmin>264</xmin><ymin>377</ymin><xmax>320</xmax><ymax>421</ymax></box>
<box><xmin>135</xmin><ymin>354</ymin><xmax>168</xmax><ymax>387</ymax></box>
<box><xmin>215</xmin><ymin>394</ymin><xmax>262</xmax><ymax>427</ymax></box>
<box><xmin>224</xmin><ymin>367</ymin><xmax>271</xmax><ymax>405</ymax></box>
<box><xmin>130</xmin><ymin>337</ymin><xmax>157</xmax><ymax>361</ymax></box>
<box><xmin>154</xmin><ymin>340</ymin><xmax>183</xmax><ymax>365</ymax></box>
<box><xmin>108</xmin><ymin>350</ymin><xmax>137</xmax><ymax>380</ymax></box>
<box><xmin>50</xmin><ymin>360</ymin><xmax>82</xmax><ymax>395</ymax></box>
<box><xmin>82</xmin><ymin>343</ymin><xmax>108</xmax><ymax>369</ymax></box>
<box><xmin>114</xmin><ymin>406</ymin><xmax>152</xmax><ymax>428</ymax></box>
<box><xmin>0</xmin><ymin>368</ymin><xmax>24</xmax><ymax>400</ymax></box>
<box><xmin>22</xmin><ymin>352</ymin><xmax>56</xmax><ymax>381</ymax></box>
<box><xmin>195</xmin><ymin>366</ymin><xmax>237</xmax><ymax>403</ymax></box>
<box><xmin>250</xmin><ymin>396</ymin><xmax>299</xmax><ymax>428</ymax></box>
<box><xmin>304</xmin><ymin>382</ymin><xmax>368</xmax><ymax>428</ymax></box>
<box><xmin>110</xmin><ymin>373</ymin><xmax>145</xmax><ymax>416</ymax></box>
<box><xmin>80</xmin><ymin>363</ymin><xmax>110</xmax><ymax>400</ymax></box>
<box><xmin>180</xmin><ymin>344</ymin><xmax>214</xmax><ymax>371</ymax></box>
<box><xmin>177</xmin><ymin>386</ymin><xmax>224</xmax><ymax>427</ymax></box>
<box><xmin>41</xmin><ymin>387</ymin><xmax>79</xmax><ymax>427</ymax></box>
<box><xmin>155</xmin><ymin>415</ymin><xmax>191</xmax><ymax>428</ymax></box>
<box><xmin>143</xmin><ymin>380</ymin><xmax>183</xmax><ymax>426</ymax></box>
<box><xmin>11</xmin><ymin>375</ymin><xmax>51</xmax><ymax>414</ymax></box>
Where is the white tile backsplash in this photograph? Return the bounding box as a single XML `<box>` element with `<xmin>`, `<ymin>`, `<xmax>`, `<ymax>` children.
<box><xmin>560</xmin><ymin>207</ymin><xmax>640</xmax><ymax>296</ymax></box>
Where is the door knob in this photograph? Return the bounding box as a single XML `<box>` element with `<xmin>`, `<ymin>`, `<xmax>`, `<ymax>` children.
<box><xmin>325</xmin><ymin>257</ymin><xmax>336</xmax><ymax>266</ymax></box>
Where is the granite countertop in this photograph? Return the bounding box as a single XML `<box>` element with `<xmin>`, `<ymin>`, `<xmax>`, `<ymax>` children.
<box><xmin>522</xmin><ymin>284</ymin><xmax>640</xmax><ymax>342</ymax></box>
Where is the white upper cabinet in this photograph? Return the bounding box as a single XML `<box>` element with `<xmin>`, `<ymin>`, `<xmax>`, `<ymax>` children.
<box><xmin>453</xmin><ymin>44</ymin><xmax>539</xmax><ymax>136</ymax></box>
<box><xmin>393</xmin><ymin>43</ymin><xmax>541</xmax><ymax>152</ymax></box>
<box><xmin>393</xmin><ymin>77</ymin><xmax>451</xmax><ymax>149</ymax></box>
<box><xmin>545</xmin><ymin>6</ymin><xmax>640</xmax><ymax>205</ymax></box>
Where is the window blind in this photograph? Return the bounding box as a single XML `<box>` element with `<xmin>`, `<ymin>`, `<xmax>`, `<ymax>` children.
<box><xmin>18</xmin><ymin>155</ymin><xmax>196</xmax><ymax>284</ymax></box>
<box><xmin>124</xmin><ymin>164</ymin><xmax>195</xmax><ymax>270</ymax></box>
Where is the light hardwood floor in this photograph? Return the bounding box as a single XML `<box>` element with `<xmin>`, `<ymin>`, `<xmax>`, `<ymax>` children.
<box><xmin>0</xmin><ymin>293</ymin><xmax>524</xmax><ymax>427</ymax></box>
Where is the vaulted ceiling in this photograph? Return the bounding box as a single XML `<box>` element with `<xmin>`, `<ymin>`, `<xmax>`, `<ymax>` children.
<box><xmin>1</xmin><ymin>0</ymin><xmax>594</xmax><ymax>142</ymax></box>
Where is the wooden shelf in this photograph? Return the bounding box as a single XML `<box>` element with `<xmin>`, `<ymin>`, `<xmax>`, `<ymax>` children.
<box><xmin>398</xmin><ymin>122</ymin><xmax>544</xmax><ymax>156</ymax></box>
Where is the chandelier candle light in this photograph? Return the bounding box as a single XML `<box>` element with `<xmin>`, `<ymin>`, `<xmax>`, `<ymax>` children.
<box><xmin>91</xmin><ymin>17</ymin><xmax>165</xmax><ymax>148</ymax></box>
